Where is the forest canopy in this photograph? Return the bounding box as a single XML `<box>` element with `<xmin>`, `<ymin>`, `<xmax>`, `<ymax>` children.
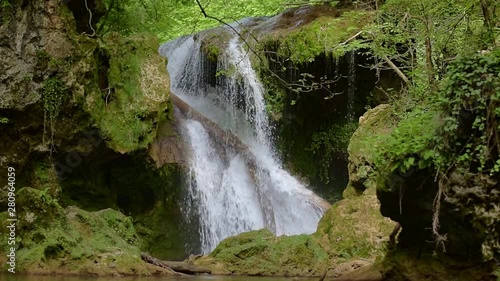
<box><xmin>97</xmin><ymin>0</ymin><xmax>296</xmax><ymax>41</ymax></box>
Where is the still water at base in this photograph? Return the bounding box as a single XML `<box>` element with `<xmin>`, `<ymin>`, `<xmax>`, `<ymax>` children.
<box><xmin>0</xmin><ymin>275</ymin><xmax>321</xmax><ymax>281</ymax></box>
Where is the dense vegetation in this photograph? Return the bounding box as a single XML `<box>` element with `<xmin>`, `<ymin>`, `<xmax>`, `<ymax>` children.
<box><xmin>97</xmin><ymin>0</ymin><xmax>295</xmax><ymax>41</ymax></box>
<box><xmin>99</xmin><ymin>0</ymin><xmax>498</xmax><ymax>260</ymax></box>
<box><xmin>1</xmin><ymin>0</ymin><xmax>498</xmax><ymax>278</ymax></box>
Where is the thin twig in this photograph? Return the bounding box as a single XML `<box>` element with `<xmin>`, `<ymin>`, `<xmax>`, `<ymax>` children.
<box><xmin>84</xmin><ymin>0</ymin><xmax>96</xmax><ymax>37</ymax></box>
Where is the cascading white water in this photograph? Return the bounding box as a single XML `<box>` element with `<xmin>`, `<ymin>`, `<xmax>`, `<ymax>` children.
<box><xmin>183</xmin><ymin>120</ymin><xmax>264</xmax><ymax>252</ymax></box>
<box><xmin>161</xmin><ymin>25</ymin><xmax>328</xmax><ymax>253</ymax></box>
<box><xmin>346</xmin><ymin>50</ymin><xmax>357</xmax><ymax>122</ymax></box>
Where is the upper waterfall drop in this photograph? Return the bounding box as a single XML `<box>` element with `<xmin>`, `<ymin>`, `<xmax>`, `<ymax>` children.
<box><xmin>161</xmin><ymin>24</ymin><xmax>330</xmax><ymax>253</ymax></box>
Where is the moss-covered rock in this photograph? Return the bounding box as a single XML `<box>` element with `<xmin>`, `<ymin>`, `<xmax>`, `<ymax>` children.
<box><xmin>344</xmin><ymin>52</ymin><xmax>500</xmax><ymax>280</ymax></box>
<box><xmin>347</xmin><ymin>104</ymin><xmax>395</xmax><ymax>195</ymax></box>
<box><xmin>85</xmin><ymin>33</ymin><xmax>170</xmax><ymax>153</ymax></box>
<box><xmin>261</xmin><ymin>7</ymin><xmax>373</xmax><ymax>63</ymax></box>
<box><xmin>192</xmin><ymin>187</ymin><xmax>393</xmax><ymax>277</ymax></box>
<box><xmin>193</xmin><ymin>229</ymin><xmax>329</xmax><ymax>276</ymax></box>
<box><xmin>0</xmin><ymin>187</ymin><xmax>173</xmax><ymax>275</ymax></box>
<box><xmin>314</xmin><ymin>188</ymin><xmax>393</xmax><ymax>262</ymax></box>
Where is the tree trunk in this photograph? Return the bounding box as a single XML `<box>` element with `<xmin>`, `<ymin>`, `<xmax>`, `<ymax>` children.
<box><xmin>140</xmin><ymin>253</ymin><xmax>211</xmax><ymax>275</ymax></box>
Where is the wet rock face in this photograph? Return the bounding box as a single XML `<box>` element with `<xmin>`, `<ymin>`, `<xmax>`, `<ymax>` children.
<box><xmin>0</xmin><ymin>0</ymin><xmax>98</xmax><ymax>180</ymax></box>
<box><xmin>0</xmin><ymin>0</ymin><xmax>188</xmax><ymax>272</ymax></box>
<box><xmin>0</xmin><ymin>0</ymin><xmax>87</xmax><ymax>110</ymax></box>
<box><xmin>378</xmin><ymin>168</ymin><xmax>480</xmax><ymax>257</ymax></box>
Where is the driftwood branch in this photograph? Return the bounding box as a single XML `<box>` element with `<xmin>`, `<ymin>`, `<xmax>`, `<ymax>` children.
<box><xmin>382</xmin><ymin>55</ymin><xmax>410</xmax><ymax>84</ymax></box>
<box><xmin>141</xmin><ymin>252</ymin><xmax>211</xmax><ymax>275</ymax></box>
<box><xmin>339</xmin><ymin>31</ymin><xmax>409</xmax><ymax>84</ymax></box>
<box><xmin>140</xmin><ymin>253</ymin><xmax>176</xmax><ymax>272</ymax></box>
<box><xmin>161</xmin><ymin>261</ymin><xmax>211</xmax><ymax>275</ymax></box>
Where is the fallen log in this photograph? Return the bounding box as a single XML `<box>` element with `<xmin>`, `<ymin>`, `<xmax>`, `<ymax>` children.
<box><xmin>170</xmin><ymin>93</ymin><xmax>331</xmax><ymax>211</ymax></box>
<box><xmin>161</xmin><ymin>260</ymin><xmax>211</xmax><ymax>275</ymax></box>
<box><xmin>140</xmin><ymin>252</ymin><xmax>176</xmax><ymax>272</ymax></box>
<box><xmin>169</xmin><ymin>93</ymin><xmax>247</xmax><ymax>150</ymax></box>
<box><xmin>141</xmin><ymin>252</ymin><xmax>211</xmax><ymax>275</ymax></box>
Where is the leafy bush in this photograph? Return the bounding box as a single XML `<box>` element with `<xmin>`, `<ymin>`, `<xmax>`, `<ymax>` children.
<box><xmin>374</xmin><ymin>107</ymin><xmax>442</xmax><ymax>178</ymax></box>
<box><xmin>440</xmin><ymin>50</ymin><xmax>500</xmax><ymax>175</ymax></box>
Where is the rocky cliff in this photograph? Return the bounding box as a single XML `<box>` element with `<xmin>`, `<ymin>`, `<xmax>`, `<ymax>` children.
<box><xmin>0</xmin><ymin>0</ymin><xmax>185</xmax><ymax>275</ymax></box>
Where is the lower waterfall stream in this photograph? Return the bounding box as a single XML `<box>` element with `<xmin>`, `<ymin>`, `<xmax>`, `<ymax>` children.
<box><xmin>160</xmin><ymin>24</ymin><xmax>329</xmax><ymax>253</ymax></box>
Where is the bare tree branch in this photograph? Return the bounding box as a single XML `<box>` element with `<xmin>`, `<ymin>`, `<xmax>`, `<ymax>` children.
<box><xmin>382</xmin><ymin>55</ymin><xmax>410</xmax><ymax>84</ymax></box>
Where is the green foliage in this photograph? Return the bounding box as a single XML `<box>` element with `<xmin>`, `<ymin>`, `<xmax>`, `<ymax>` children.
<box><xmin>98</xmin><ymin>0</ymin><xmax>288</xmax><ymax>41</ymax></box>
<box><xmin>266</xmin><ymin>10</ymin><xmax>372</xmax><ymax>63</ymax></box>
<box><xmin>440</xmin><ymin>50</ymin><xmax>500</xmax><ymax>175</ymax></box>
<box><xmin>262</xmin><ymin>72</ymin><xmax>286</xmax><ymax>119</ymax></box>
<box><xmin>309</xmin><ymin>121</ymin><xmax>358</xmax><ymax>183</ymax></box>
<box><xmin>0</xmin><ymin>0</ymin><xmax>13</xmax><ymax>24</ymax></box>
<box><xmin>372</xmin><ymin>50</ymin><xmax>499</xmax><ymax>185</ymax></box>
<box><xmin>362</xmin><ymin>0</ymin><xmax>499</xmax><ymax>89</ymax></box>
<box><xmin>373</xmin><ymin>108</ymin><xmax>442</xmax><ymax>178</ymax></box>
<box><xmin>42</xmin><ymin>77</ymin><xmax>67</xmax><ymax>121</ymax></box>
<box><xmin>357</xmin><ymin>0</ymin><xmax>499</xmax><ymax>182</ymax></box>
<box><xmin>0</xmin><ymin>116</ymin><xmax>8</xmax><ymax>123</ymax></box>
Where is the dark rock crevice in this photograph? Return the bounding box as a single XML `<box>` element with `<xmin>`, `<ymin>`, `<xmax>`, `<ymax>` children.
<box><xmin>64</xmin><ymin>0</ymin><xmax>105</xmax><ymax>35</ymax></box>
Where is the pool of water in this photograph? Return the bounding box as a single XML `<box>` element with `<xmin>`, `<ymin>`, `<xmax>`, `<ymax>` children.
<box><xmin>0</xmin><ymin>275</ymin><xmax>319</xmax><ymax>281</ymax></box>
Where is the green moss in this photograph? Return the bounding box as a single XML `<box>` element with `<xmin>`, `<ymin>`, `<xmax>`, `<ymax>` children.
<box><xmin>0</xmin><ymin>187</ymin><xmax>151</xmax><ymax>275</ymax></box>
<box><xmin>85</xmin><ymin>33</ymin><xmax>169</xmax><ymax>153</ymax></box>
<box><xmin>203</xmin><ymin>44</ymin><xmax>220</xmax><ymax>61</ymax></box>
<box><xmin>345</xmin><ymin>104</ymin><xmax>395</xmax><ymax>191</ymax></box>
<box><xmin>42</xmin><ymin>77</ymin><xmax>67</xmax><ymax>121</ymax></box>
<box><xmin>264</xmin><ymin>10</ymin><xmax>373</xmax><ymax>63</ymax></box>
<box><xmin>313</xmin><ymin>189</ymin><xmax>393</xmax><ymax>263</ymax></box>
<box><xmin>36</xmin><ymin>49</ymin><xmax>50</xmax><ymax>64</ymax></box>
<box><xmin>348</xmin><ymin>106</ymin><xmax>395</xmax><ymax>165</ymax></box>
<box><xmin>342</xmin><ymin>182</ymin><xmax>363</xmax><ymax>199</ymax></box>
<box><xmin>200</xmin><ymin>29</ymin><xmax>231</xmax><ymax>61</ymax></box>
<box><xmin>204</xmin><ymin>229</ymin><xmax>329</xmax><ymax>276</ymax></box>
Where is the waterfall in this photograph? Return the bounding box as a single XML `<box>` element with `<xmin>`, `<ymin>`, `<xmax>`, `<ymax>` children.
<box><xmin>346</xmin><ymin>50</ymin><xmax>356</xmax><ymax>122</ymax></box>
<box><xmin>161</xmin><ymin>27</ymin><xmax>328</xmax><ymax>253</ymax></box>
<box><xmin>183</xmin><ymin>119</ymin><xmax>264</xmax><ymax>252</ymax></box>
